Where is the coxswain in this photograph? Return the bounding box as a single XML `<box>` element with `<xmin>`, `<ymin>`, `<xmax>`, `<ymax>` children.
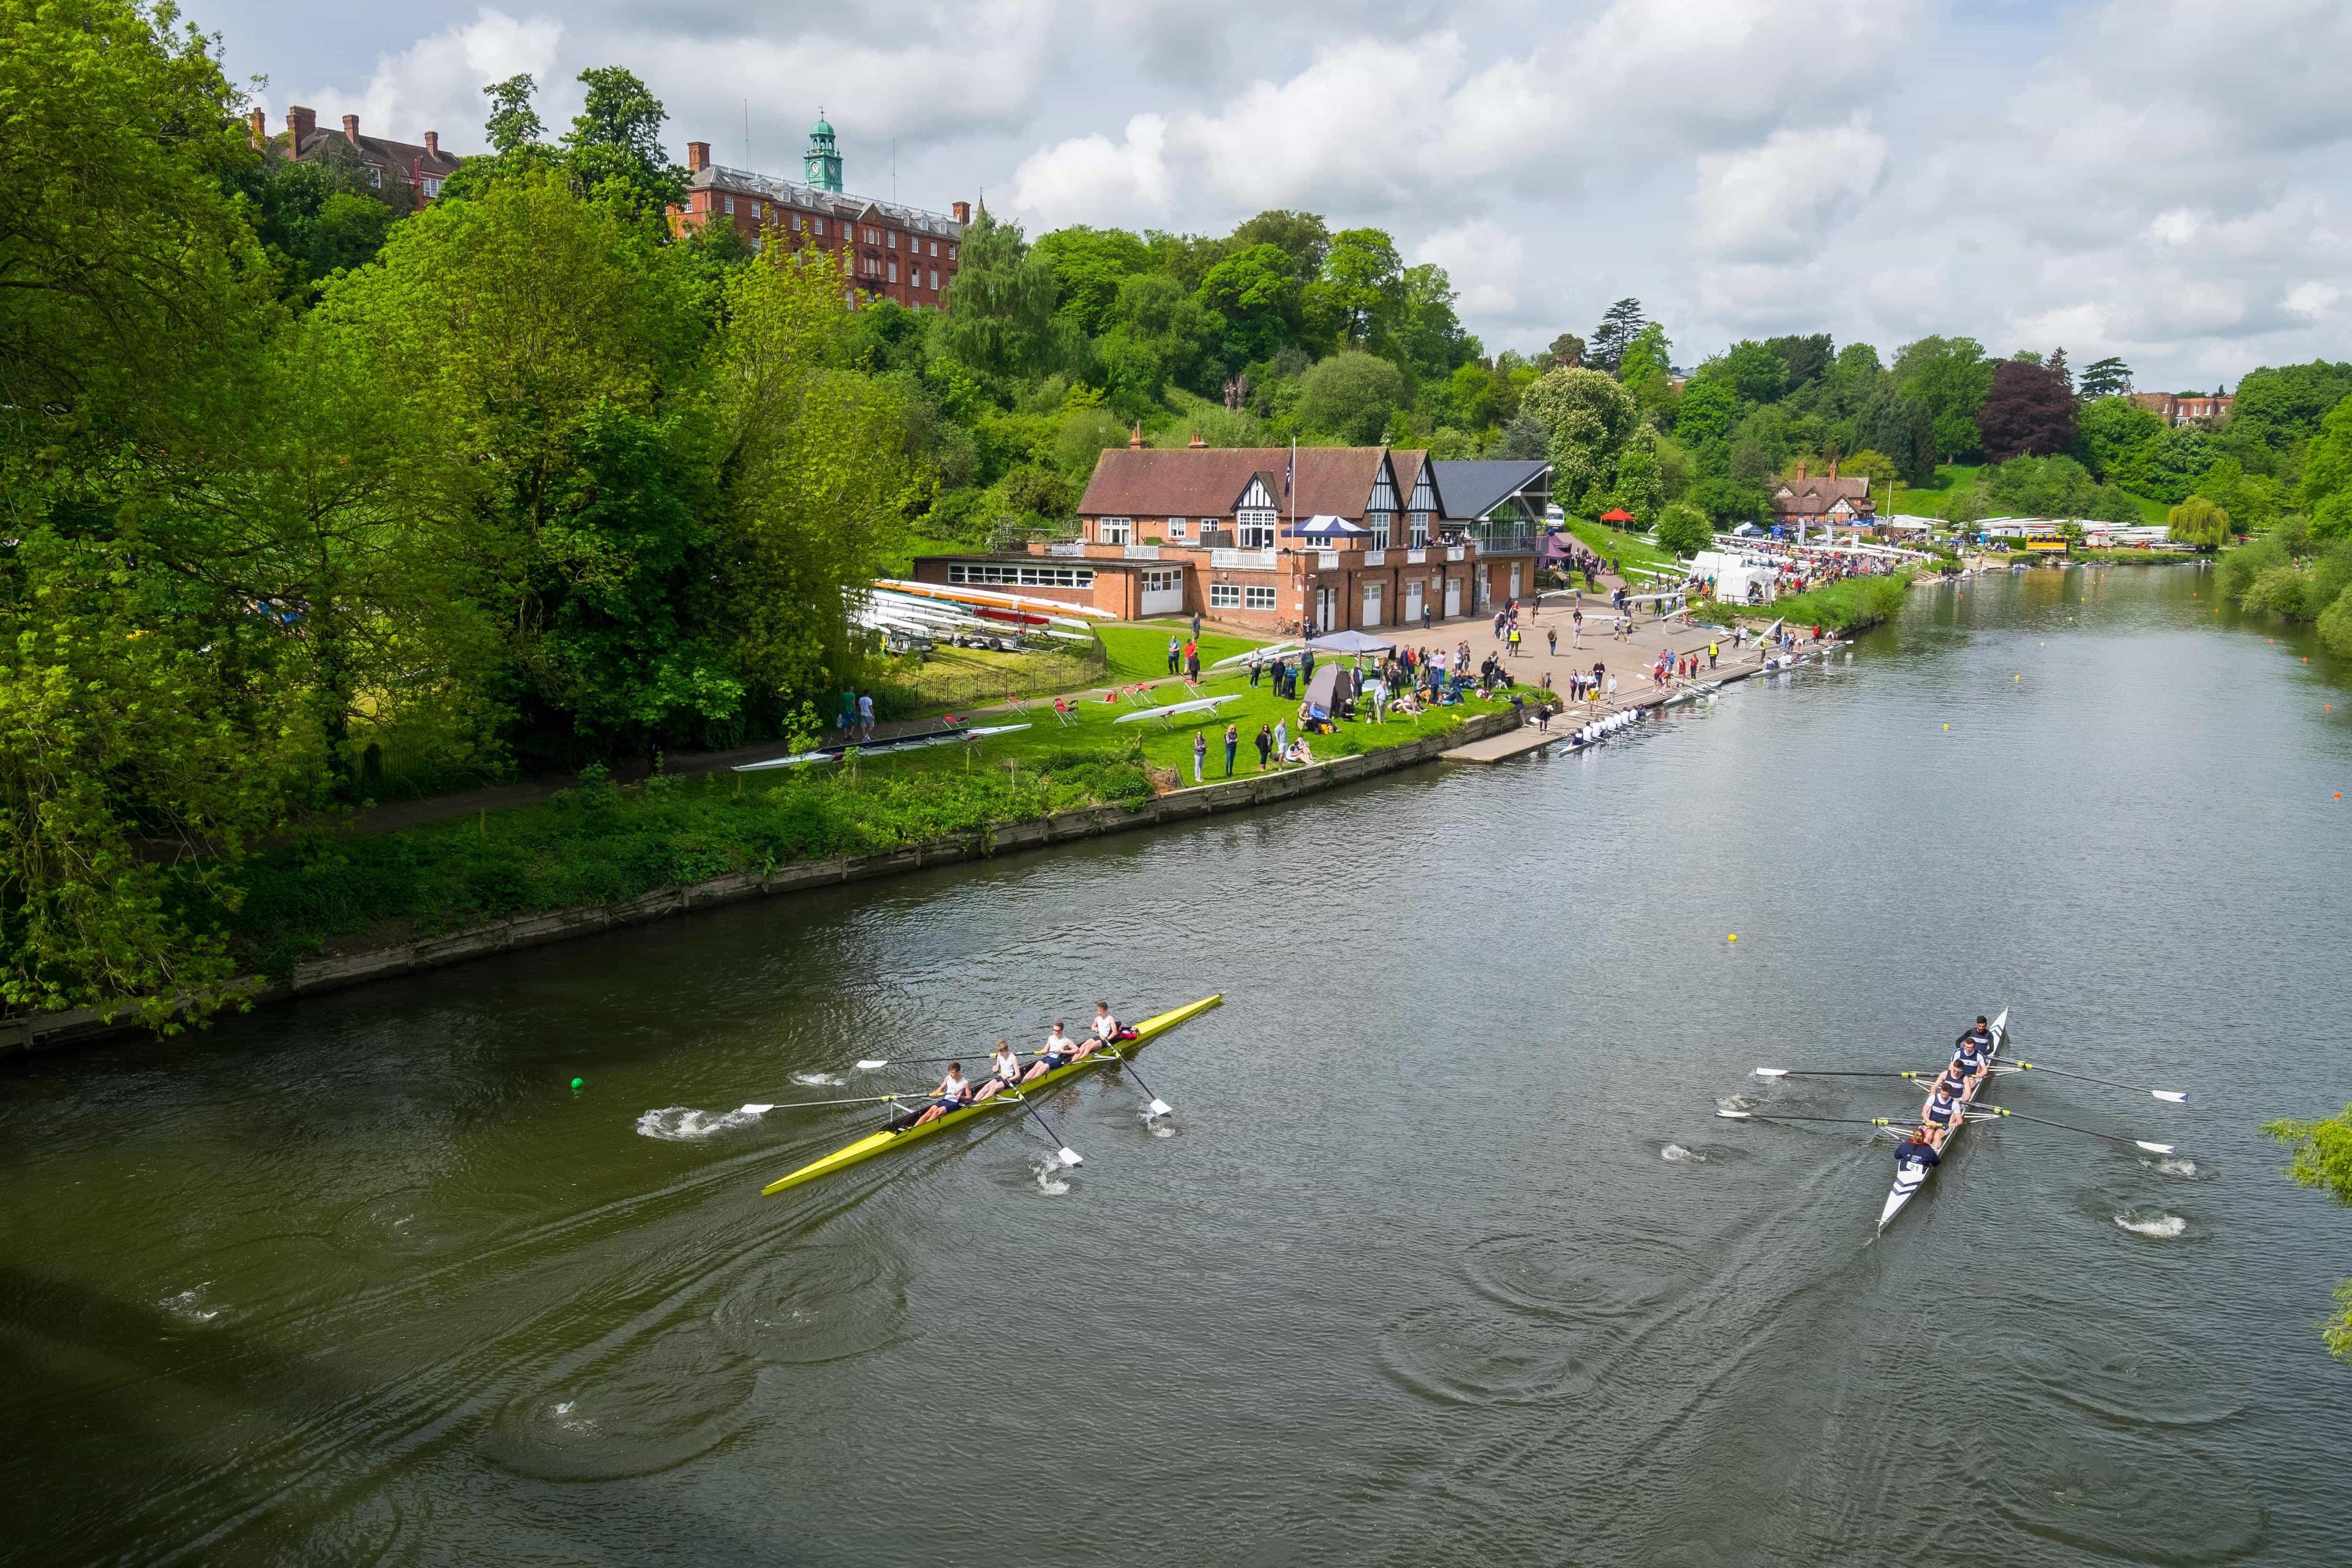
<box><xmin>1019</xmin><ymin>1022</ymin><xmax>1082</xmax><ymax>1084</ymax></box>
<box><xmin>908</xmin><ymin>1063</ymin><xmax>973</xmax><ymax>1128</ymax></box>
<box><xmin>971</xmin><ymin>1039</ymin><xmax>1025</xmax><ymax>1103</ymax></box>
<box><xmin>1893</xmin><ymin>1124</ymin><xmax>1945</xmax><ymax>1170</ymax></box>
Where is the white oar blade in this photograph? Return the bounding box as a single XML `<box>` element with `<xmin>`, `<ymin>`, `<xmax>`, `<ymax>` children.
<box><xmin>1753</xmin><ymin>1068</ymin><xmax>1789</xmax><ymax>1079</ymax></box>
<box><xmin>2135</xmin><ymin>1140</ymin><xmax>2176</xmax><ymax>1155</ymax></box>
<box><xmin>2152</xmin><ymin>1091</ymin><xmax>2188</xmax><ymax>1104</ymax></box>
<box><xmin>854</xmin><ymin>1059</ymin><xmax>889</xmax><ymax>1071</ymax></box>
<box><xmin>1716</xmin><ymin>1109</ymin><xmax>1754</xmax><ymax>1120</ymax></box>
<box><xmin>1147</xmin><ymin>1098</ymin><xmax>1173</xmax><ymax>1118</ymax></box>
<box><xmin>741</xmin><ymin>1104</ymin><xmax>775</xmax><ymax>1115</ymax></box>
<box><xmin>1058</xmin><ymin>1147</ymin><xmax>1084</xmax><ymax>1167</ymax></box>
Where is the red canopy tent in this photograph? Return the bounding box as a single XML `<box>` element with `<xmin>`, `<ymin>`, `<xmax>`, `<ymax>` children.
<box><xmin>1599</xmin><ymin>508</ymin><xmax>1636</xmax><ymax>523</ymax></box>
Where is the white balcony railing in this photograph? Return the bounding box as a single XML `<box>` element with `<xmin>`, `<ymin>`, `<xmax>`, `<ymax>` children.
<box><xmin>1212</xmin><ymin>548</ymin><xmax>1278</xmax><ymax>570</ymax></box>
<box><xmin>1123</xmin><ymin>543</ymin><xmax>1163</xmax><ymax>560</ymax></box>
<box><xmin>1406</xmin><ymin>548</ymin><xmax>1428</xmax><ymax>564</ymax></box>
<box><xmin>1446</xmin><ymin>546</ymin><xmax>1467</xmax><ymax>561</ymax></box>
<box><xmin>1318</xmin><ymin>551</ymin><xmax>1341</xmax><ymax>570</ymax></box>
<box><xmin>1362</xmin><ymin>549</ymin><xmax>1385</xmax><ymax>567</ymax></box>
<box><xmin>1049</xmin><ymin>540</ymin><xmax>1087</xmax><ymax>557</ymax></box>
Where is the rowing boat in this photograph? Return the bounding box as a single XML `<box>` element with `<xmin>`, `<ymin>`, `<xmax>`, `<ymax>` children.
<box><xmin>760</xmin><ymin>995</ymin><xmax>1223</xmax><ymax>1194</ymax></box>
<box><xmin>1879</xmin><ymin>1008</ymin><xmax>2006</xmax><ymax>1229</ymax></box>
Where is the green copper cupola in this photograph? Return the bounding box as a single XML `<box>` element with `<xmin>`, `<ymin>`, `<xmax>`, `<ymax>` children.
<box><xmin>804</xmin><ymin>111</ymin><xmax>842</xmax><ymax>192</ymax></box>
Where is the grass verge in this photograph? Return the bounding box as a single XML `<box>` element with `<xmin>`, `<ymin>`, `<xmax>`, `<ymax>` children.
<box><xmin>1708</xmin><ymin>571</ymin><xmax>1915</xmax><ymax>633</ymax></box>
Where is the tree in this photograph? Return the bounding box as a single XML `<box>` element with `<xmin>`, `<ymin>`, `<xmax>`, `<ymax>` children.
<box><xmin>1031</xmin><ymin>225</ymin><xmax>1150</xmax><ymax>338</ymax></box>
<box><xmin>1312</xmin><ymin>227</ymin><xmax>1403</xmax><ymax>350</ymax></box>
<box><xmin>561</xmin><ymin>66</ymin><xmax>687</xmax><ymax>234</ymax></box>
<box><xmin>1194</xmin><ymin>242</ymin><xmax>1298</xmax><ymax>367</ymax></box>
<box><xmin>1537</xmin><ymin>333</ymin><xmax>1585</xmax><ymax>372</ymax></box>
<box><xmin>1395</xmin><ymin>263</ymin><xmax>1477</xmax><ymax>379</ymax></box>
<box><xmin>2230</xmin><ymin>361</ymin><xmax>2352</xmax><ymax>451</ymax></box>
<box><xmin>2166</xmin><ymin>494</ymin><xmax>2231</xmax><ymax>549</ymax></box>
<box><xmin>1294</xmin><ymin>350</ymin><xmax>1406</xmax><ymax>443</ymax></box>
<box><xmin>1589</xmin><ymin>298</ymin><xmax>1645</xmax><ymax>374</ymax></box>
<box><xmin>1618</xmin><ymin>322</ymin><xmax>1673</xmax><ymax>393</ymax></box>
<box><xmin>1714</xmin><ymin>340</ymin><xmax>1788</xmax><ymax>406</ymax></box>
<box><xmin>2078</xmin><ymin>356</ymin><xmax>2132</xmax><ymax>399</ymax></box>
<box><xmin>1492</xmin><ymin>413</ymin><xmax>1549</xmax><ymax>461</ymax></box>
<box><xmin>940</xmin><ymin>207</ymin><xmax>1061</xmax><ymax>381</ymax></box>
<box><xmin>484</xmin><ymin>72</ymin><xmax>544</xmax><ymax>154</ymax></box>
<box><xmin>2299</xmin><ymin>394</ymin><xmax>2352</xmax><ymax>538</ymax></box>
<box><xmin>1839</xmin><ymin>448</ymin><xmax>1901</xmax><ymax>486</ymax></box>
<box><xmin>1767</xmin><ymin>333</ymin><xmax>1834</xmax><ymax>391</ymax></box>
<box><xmin>1689</xmin><ymin>476</ymin><xmax>1770</xmax><ymax>526</ymax></box>
<box><xmin>2190</xmin><ymin>457</ymin><xmax>2277</xmax><ymax>529</ymax></box>
<box><xmin>2046</xmin><ymin>347</ymin><xmax>2071</xmax><ymax>391</ymax></box>
<box><xmin>1893</xmin><ymin>336</ymin><xmax>1996</xmax><ymax>461</ymax></box>
<box><xmin>1655</xmin><ymin>500</ymin><xmax>1712</xmax><ymax>557</ymax></box>
<box><xmin>2264</xmin><ymin>1106</ymin><xmax>2352</xmax><ymax>1357</ymax></box>
<box><xmin>1520</xmin><ymin>367</ymin><xmax>1639</xmax><ymax>509</ymax></box>
<box><xmin>2111</xmin><ymin>423</ymin><xmax>2212</xmax><ymax>503</ymax></box>
<box><xmin>2078</xmin><ymin>394</ymin><xmax>2165</xmax><ymax>479</ymax></box>
<box><xmin>1977</xmin><ymin>358</ymin><xmax>2078</xmax><ymax>461</ymax></box>
<box><xmin>1856</xmin><ymin>391</ymin><xmax>1936</xmax><ymax>484</ymax></box>
<box><xmin>1674</xmin><ymin>375</ymin><xmax>1740</xmax><ymax>445</ymax></box>
<box><xmin>1228</xmin><ymin>209</ymin><xmax>1329</xmax><ymax>280</ymax></box>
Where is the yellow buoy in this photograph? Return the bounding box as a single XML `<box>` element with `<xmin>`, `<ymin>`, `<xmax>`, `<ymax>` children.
<box><xmin>2015</xmin><ymin>674</ymin><xmax>2022</xmax><ymax>682</ymax></box>
<box><xmin>1943</xmin><ymin>723</ymin><xmax>1950</xmax><ymax>730</ymax></box>
<box><xmin>1728</xmin><ymin>934</ymin><xmax>1738</xmax><ymax>943</ymax></box>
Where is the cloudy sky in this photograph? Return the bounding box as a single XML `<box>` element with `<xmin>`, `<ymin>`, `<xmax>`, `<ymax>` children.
<box><xmin>210</xmin><ymin>0</ymin><xmax>2350</xmax><ymax>388</ymax></box>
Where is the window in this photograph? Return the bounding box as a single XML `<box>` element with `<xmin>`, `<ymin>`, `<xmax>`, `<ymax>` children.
<box><xmin>1099</xmin><ymin>516</ymin><xmax>1132</xmax><ymax>545</ymax></box>
<box><xmin>1244</xmin><ymin>586</ymin><xmax>1278</xmax><ymax>611</ymax></box>
<box><xmin>949</xmin><ymin>244</ymin><xmax>957</xmax><ymax>260</ymax></box>
<box><xmin>929</xmin><ymin>240</ymin><xmax>938</xmax><ymax>257</ymax></box>
<box><xmin>753</xmin><ymin>200</ymin><xmax>764</xmax><ymax>220</ymax></box>
<box><xmin>1237</xmin><ymin>508</ymin><xmax>1276</xmax><ymax>549</ymax></box>
<box><xmin>815</xmin><ymin>218</ymin><xmax>826</xmax><ymax>236</ymax></box>
<box><xmin>1140</xmin><ymin>567</ymin><xmax>1180</xmax><ymax>592</ymax></box>
<box><xmin>1167</xmin><ymin>518</ymin><xmax>1187</xmax><ymax>538</ymax></box>
<box><xmin>888</xmin><ymin>231</ymin><xmax>897</xmax><ymax>248</ymax></box>
<box><xmin>1409</xmin><ymin>510</ymin><xmax>1430</xmax><ymax>548</ymax></box>
<box><xmin>1368</xmin><ymin>511</ymin><xmax>1391</xmax><ymax>550</ymax></box>
<box><xmin>752</xmin><ymin>235</ymin><xmax>764</xmax><ymax>253</ymax></box>
<box><xmin>1209</xmin><ymin>583</ymin><xmax>1242</xmax><ymax>609</ymax></box>
<box><xmin>366</xmin><ymin>165</ymin><xmax>382</xmax><ymax>188</ymax></box>
<box><xmin>947</xmin><ymin>564</ymin><xmax>1095</xmax><ymax>587</ymax></box>
<box><xmin>793</xmin><ymin>214</ymin><xmax>804</xmax><ymax>231</ymax></box>
<box><xmin>421</xmin><ymin>175</ymin><xmax>442</xmax><ymax>198</ymax></box>
<box><xmin>723</xmin><ymin>195</ymin><xmax>736</xmax><ymax>215</ymax></box>
<box><xmin>929</xmin><ymin>269</ymin><xmax>939</xmax><ymax>290</ymax></box>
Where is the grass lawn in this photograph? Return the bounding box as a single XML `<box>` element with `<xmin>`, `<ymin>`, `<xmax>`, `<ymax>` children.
<box><xmin>1888</xmin><ymin>462</ymin><xmax>1985</xmax><ymax>519</ymax></box>
<box><xmin>1091</xmin><ymin>621</ymin><xmax>1268</xmax><ymax>682</ymax></box>
<box><xmin>223</xmin><ymin>646</ymin><xmax>1523</xmax><ymax>976</ymax></box>
<box><xmin>1567</xmin><ymin>519</ymin><xmax>1677</xmax><ymax>577</ymax></box>
<box><xmin>883</xmin><ymin>532</ymin><xmax>969</xmax><ymax>575</ymax></box>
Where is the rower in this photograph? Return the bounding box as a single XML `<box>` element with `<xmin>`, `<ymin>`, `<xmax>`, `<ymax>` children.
<box><xmin>1090</xmin><ymin>1002</ymin><xmax>1128</xmax><ymax>1050</ymax></box>
<box><xmin>1950</xmin><ymin>1020</ymin><xmax>1993</xmax><ymax>1087</ymax></box>
<box><xmin>908</xmin><ymin>1063</ymin><xmax>973</xmax><ymax>1128</ymax></box>
<box><xmin>1920</xmin><ymin>1075</ymin><xmax>1967</xmax><ymax>1146</ymax></box>
<box><xmin>1019</xmin><ymin>1022</ymin><xmax>1081</xmax><ymax>1084</ymax></box>
<box><xmin>1893</xmin><ymin>1125</ymin><xmax>1945</xmax><ymax>1170</ymax></box>
<box><xmin>971</xmin><ymin>1039</ymin><xmax>1025</xmax><ymax>1103</ymax></box>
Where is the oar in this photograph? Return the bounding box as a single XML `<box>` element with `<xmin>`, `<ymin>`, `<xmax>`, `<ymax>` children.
<box><xmin>761</xmin><ymin>1092</ymin><xmax>912</xmax><ymax>1110</ymax></box>
<box><xmin>1754</xmin><ymin>1068</ymin><xmax>1939</xmax><ymax>1082</ymax></box>
<box><xmin>1717</xmin><ymin>1110</ymin><xmax>1903</xmax><ymax>1129</ymax></box>
<box><xmin>1004</xmin><ymin>1092</ymin><xmax>1082</xmax><ymax>1168</ymax></box>
<box><xmin>1994</xmin><ymin>1060</ymin><xmax>2188</xmax><ymax>1103</ymax></box>
<box><xmin>1098</xmin><ymin>1047</ymin><xmax>1172</xmax><ymax>1118</ymax></box>
<box><xmin>853</xmin><ymin>1052</ymin><xmax>1019</xmax><ymax>1071</ymax></box>
<box><xmin>1972</xmin><ymin>1106</ymin><xmax>2176</xmax><ymax>1155</ymax></box>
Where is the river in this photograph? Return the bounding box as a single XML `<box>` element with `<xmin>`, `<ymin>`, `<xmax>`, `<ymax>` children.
<box><xmin>4</xmin><ymin>564</ymin><xmax>2348</xmax><ymax>1566</ymax></box>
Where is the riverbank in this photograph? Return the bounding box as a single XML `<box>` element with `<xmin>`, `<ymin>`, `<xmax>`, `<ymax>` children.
<box><xmin>1711</xmin><ymin>571</ymin><xmax>1914</xmax><ymax>633</ymax></box>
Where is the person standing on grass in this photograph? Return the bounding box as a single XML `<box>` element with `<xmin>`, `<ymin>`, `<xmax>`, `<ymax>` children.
<box><xmin>1192</xmin><ymin>728</ymin><xmax>1208</xmax><ymax>783</ymax></box>
<box><xmin>1167</xmin><ymin>635</ymin><xmax>1180</xmax><ymax>675</ymax></box>
<box><xmin>1273</xmin><ymin>717</ymin><xmax>1289</xmax><ymax>763</ymax></box>
<box><xmin>1186</xmin><ymin>642</ymin><xmax>1200</xmax><ymax>682</ymax></box>
<box><xmin>1223</xmin><ymin>723</ymin><xmax>1238</xmax><ymax>778</ymax></box>
<box><xmin>1192</xmin><ymin>611</ymin><xmax>1202</xmax><ymax>641</ymax></box>
<box><xmin>1248</xmin><ymin>650</ymin><xmax>1262</xmax><ymax>687</ymax></box>
<box><xmin>1255</xmin><ymin>723</ymin><xmax>1273</xmax><ymax>769</ymax></box>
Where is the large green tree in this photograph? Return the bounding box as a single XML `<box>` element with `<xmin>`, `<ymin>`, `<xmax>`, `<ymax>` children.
<box><xmin>1311</xmin><ymin>227</ymin><xmax>1403</xmax><ymax>350</ymax></box>
<box><xmin>1295</xmin><ymin>350</ymin><xmax>1406</xmax><ymax>444</ymax></box>
<box><xmin>1893</xmin><ymin>336</ymin><xmax>1996</xmax><ymax>461</ymax></box>
<box><xmin>939</xmin><ymin>208</ymin><xmax>1061</xmax><ymax>380</ymax></box>
<box><xmin>561</xmin><ymin>65</ymin><xmax>687</xmax><ymax>235</ymax></box>
<box><xmin>1520</xmin><ymin>367</ymin><xmax>1639</xmax><ymax>510</ymax></box>
<box><xmin>1196</xmin><ymin>243</ymin><xmax>1300</xmax><ymax>366</ymax></box>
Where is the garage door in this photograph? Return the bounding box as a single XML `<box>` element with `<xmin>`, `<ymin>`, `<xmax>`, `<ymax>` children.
<box><xmin>1139</xmin><ymin>567</ymin><xmax>1183</xmax><ymax>618</ymax></box>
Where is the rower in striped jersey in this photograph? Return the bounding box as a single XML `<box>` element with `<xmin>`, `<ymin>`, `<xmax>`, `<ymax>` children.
<box><xmin>1950</xmin><ymin>1016</ymin><xmax>1995</xmax><ymax>1087</ymax></box>
<box><xmin>1918</xmin><ymin>1073</ymin><xmax>1968</xmax><ymax>1149</ymax></box>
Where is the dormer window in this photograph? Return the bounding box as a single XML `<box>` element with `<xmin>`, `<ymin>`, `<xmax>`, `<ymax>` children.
<box><xmin>1368</xmin><ymin>511</ymin><xmax>1392</xmax><ymax>550</ymax></box>
<box><xmin>1237</xmin><ymin>507</ymin><xmax>1276</xmax><ymax>549</ymax></box>
<box><xmin>1099</xmin><ymin>516</ymin><xmax>1132</xmax><ymax>546</ymax></box>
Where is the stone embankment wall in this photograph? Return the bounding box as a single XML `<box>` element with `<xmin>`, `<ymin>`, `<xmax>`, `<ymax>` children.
<box><xmin>2</xmin><ymin>710</ymin><xmax>1521</xmax><ymax>1056</ymax></box>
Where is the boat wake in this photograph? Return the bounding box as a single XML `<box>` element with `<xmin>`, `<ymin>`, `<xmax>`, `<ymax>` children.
<box><xmin>1030</xmin><ymin>1158</ymin><xmax>1072</xmax><ymax>1195</ymax></box>
<box><xmin>791</xmin><ymin>1071</ymin><xmax>848</xmax><ymax>1087</ymax></box>
<box><xmin>2113</xmin><ymin>1211</ymin><xmax>2188</xmax><ymax>1240</ymax></box>
<box><xmin>1660</xmin><ymin>1144</ymin><xmax>1706</xmax><ymax>1164</ymax></box>
<box><xmin>1714</xmin><ymin>1095</ymin><xmax>1755</xmax><ymax>1115</ymax></box>
<box><xmin>158</xmin><ymin>1283</ymin><xmax>221</xmax><ymax>1324</ymax></box>
<box><xmin>635</xmin><ymin>1104</ymin><xmax>775</xmax><ymax>1141</ymax></box>
<box><xmin>2141</xmin><ymin>1155</ymin><xmax>2201</xmax><ymax>1178</ymax></box>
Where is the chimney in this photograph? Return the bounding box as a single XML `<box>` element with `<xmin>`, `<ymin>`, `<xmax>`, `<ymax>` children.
<box><xmin>1188</xmin><ymin>430</ymin><xmax>1206</xmax><ymax>448</ymax></box>
<box><xmin>1796</xmin><ymin>459</ymin><xmax>1807</xmax><ymax>480</ymax></box>
<box><xmin>1129</xmin><ymin>423</ymin><xmax>1144</xmax><ymax>450</ymax></box>
<box><xmin>287</xmin><ymin>105</ymin><xmax>316</xmax><ymax>145</ymax></box>
<box><xmin>686</xmin><ymin>141</ymin><xmax>710</xmax><ymax>173</ymax></box>
<box><xmin>1826</xmin><ymin>456</ymin><xmax>1839</xmax><ymax>480</ymax></box>
<box><xmin>952</xmin><ymin>200</ymin><xmax>971</xmax><ymax>224</ymax></box>
<box><xmin>423</xmin><ymin>130</ymin><xmax>439</xmax><ymax>158</ymax></box>
<box><xmin>342</xmin><ymin>113</ymin><xmax>360</xmax><ymax>144</ymax></box>
<box><xmin>248</xmin><ymin>108</ymin><xmax>266</xmax><ymax>149</ymax></box>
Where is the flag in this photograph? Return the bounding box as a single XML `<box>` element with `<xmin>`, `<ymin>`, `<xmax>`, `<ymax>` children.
<box><xmin>1284</xmin><ymin>441</ymin><xmax>1294</xmax><ymax>501</ymax></box>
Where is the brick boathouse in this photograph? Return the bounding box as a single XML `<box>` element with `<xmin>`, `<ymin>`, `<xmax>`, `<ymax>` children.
<box><xmin>910</xmin><ymin>440</ymin><xmax>1552</xmax><ymax>635</ymax></box>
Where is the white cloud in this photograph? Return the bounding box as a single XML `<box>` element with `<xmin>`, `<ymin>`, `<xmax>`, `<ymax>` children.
<box><xmin>262</xmin><ymin>10</ymin><xmax>564</xmax><ymax>153</ymax></box>
<box><xmin>1009</xmin><ymin>115</ymin><xmax>1173</xmax><ymax>227</ymax></box>
<box><xmin>1694</xmin><ymin>121</ymin><xmax>1887</xmax><ymax>261</ymax></box>
<box><xmin>1414</xmin><ymin>221</ymin><xmax>1529</xmax><ymax>322</ymax></box>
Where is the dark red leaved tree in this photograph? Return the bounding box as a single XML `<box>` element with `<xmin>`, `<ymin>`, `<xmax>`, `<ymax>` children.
<box><xmin>1977</xmin><ymin>360</ymin><xmax>2078</xmax><ymax>461</ymax></box>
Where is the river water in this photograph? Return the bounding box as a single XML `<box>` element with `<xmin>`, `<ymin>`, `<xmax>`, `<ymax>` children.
<box><xmin>5</xmin><ymin>565</ymin><xmax>2349</xmax><ymax>1566</ymax></box>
